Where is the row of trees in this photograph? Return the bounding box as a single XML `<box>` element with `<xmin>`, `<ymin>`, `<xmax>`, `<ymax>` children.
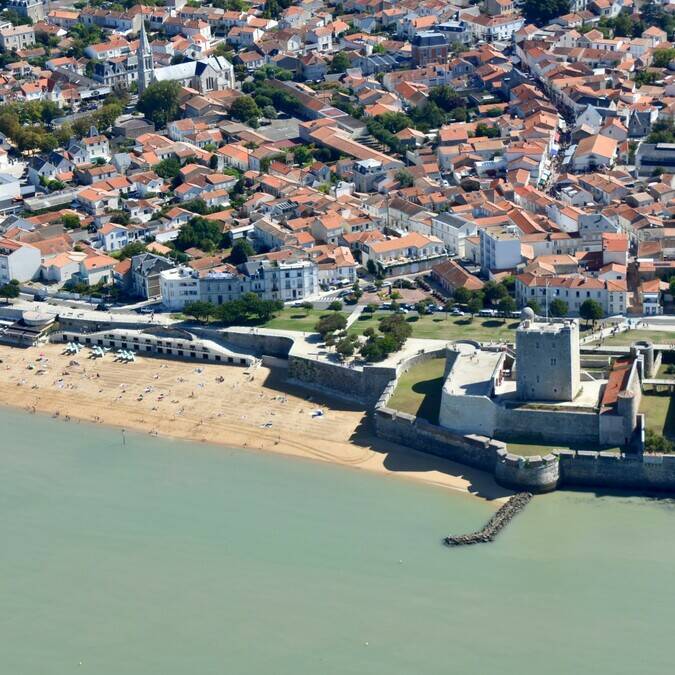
<box><xmin>183</xmin><ymin>292</ymin><xmax>283</xmax><ymax>324</ymax></box>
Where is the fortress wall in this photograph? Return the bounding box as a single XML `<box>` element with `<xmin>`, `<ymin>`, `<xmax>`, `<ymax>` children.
<box><xmin>221</xmin><ymin>330</ymin><xmax>294</xmax><ymax>358</ymax></box>
<box><xmin>288</xmin><ymin>355</ymin><xmax>397</xmax><ymax>405</ymax></box>
<box><xmin>494</xmin><ymin>449</ymin><xmax>560</xmax><ymax>493</ymax></box>
<box><xmin>495</xmin><ymin>406</ymin><xmax>599</xmax><ymax>444</ymax></box>
<box><xmin>558</xmin><ymin>450</ymin><xmax>675</xmax><ymax>493</ymax></box>
<box><xmin>373</xmin><ymin>407</ymin><xmax>501</xmax><ymax>472</ymax></box>
<box><xmin>439</xmin><ymin>394</ymin><xmax>498</xmax><ymax>437</ymax></box>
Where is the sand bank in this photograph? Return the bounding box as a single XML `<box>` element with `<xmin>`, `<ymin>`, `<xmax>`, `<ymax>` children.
<box><xmin>0</xmin><ymin>343</ymin><xmax>508</xmax><ymax>501</ymax></box>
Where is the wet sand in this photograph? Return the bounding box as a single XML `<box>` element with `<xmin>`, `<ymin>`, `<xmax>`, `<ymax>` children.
<box><xmin>0</xmin><ymin>343</ymin><xmax>508</xmax><ymax>501</ymax></box>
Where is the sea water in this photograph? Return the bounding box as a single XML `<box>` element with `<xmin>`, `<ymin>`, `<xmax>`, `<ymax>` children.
<box><xmin>1</xmin><ymin>406</ymin><xmax>674</xmax><ymax>674</ymax></box>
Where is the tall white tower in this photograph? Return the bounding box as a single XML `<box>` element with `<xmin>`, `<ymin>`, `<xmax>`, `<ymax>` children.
<box><xmin>137</xmin><ymin>22</ymin><xmax>154</xmax><ymax>94</ymax></box>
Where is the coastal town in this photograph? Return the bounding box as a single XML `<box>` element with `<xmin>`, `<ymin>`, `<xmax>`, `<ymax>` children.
<box><xmin>1</xmin><ymin>0</ymin><xmax>675</xmax><ymax>494</ymax></box>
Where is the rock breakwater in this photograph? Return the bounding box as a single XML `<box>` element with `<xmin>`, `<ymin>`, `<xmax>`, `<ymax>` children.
<box><xmin>444</xmin><ymin>492</ymin><xmax>533</xmax><ymax>546</ymax></box>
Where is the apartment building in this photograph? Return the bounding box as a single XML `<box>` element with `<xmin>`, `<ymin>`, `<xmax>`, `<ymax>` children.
<box><xmin>515</xmin><ymin>273</ymin><xmax>627</xmax><ymax>316</ymax></box>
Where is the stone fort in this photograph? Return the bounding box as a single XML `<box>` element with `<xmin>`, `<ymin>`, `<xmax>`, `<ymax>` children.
<box><xmin>438</xmin><ymin>311</ymin><xmax>644</xmax><ymax>450</ymax></box>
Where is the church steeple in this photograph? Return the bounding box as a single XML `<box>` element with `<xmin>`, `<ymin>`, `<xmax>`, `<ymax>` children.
<box><xmin>137</xmin><ymin>22</ymin><xmax>153</xmax><ymax>94</ymax></box>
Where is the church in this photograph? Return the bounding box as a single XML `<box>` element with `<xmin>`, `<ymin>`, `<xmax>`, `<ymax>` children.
<box><xmin>138</xmin><ymin>24</ymin><xmax>235</xmax><ymax>95</ymax></box>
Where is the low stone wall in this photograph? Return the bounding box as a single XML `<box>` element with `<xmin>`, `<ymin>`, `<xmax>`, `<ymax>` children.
<box><xmin>221</xmin><ymin>330</ymin><xmax>294</xmax><ymax>358</ymax></box>
<box><xmin>496</xmin><ymin>406</ymin><xmax>599</xmax><ymax>444</ymax></box>
<box><xmin>289</xmin><ymin>355</ymin><xmax>397</xmax><ymax>405</ymax></box>
<box><xmin>374</xmin><ymin>406</ymin><xmax>500</xmax><ymax>473</ymax></box>
<box><xmin>558</xmin><ymin>450</ymin><xmax>675</xmax><ymax>492</ymax></box>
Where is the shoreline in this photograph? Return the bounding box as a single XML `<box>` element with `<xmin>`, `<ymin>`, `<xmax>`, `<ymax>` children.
<box><xmin>0</xmin><ymin>343</ymin><xmax>510</xmax><ymax>502</ymax></box>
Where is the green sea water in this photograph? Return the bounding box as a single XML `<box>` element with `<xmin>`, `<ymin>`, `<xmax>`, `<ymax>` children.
<box><xmin>2</xmin><ymin>406</ymin><xmax>674</xmax><ymax>674</ymax></box>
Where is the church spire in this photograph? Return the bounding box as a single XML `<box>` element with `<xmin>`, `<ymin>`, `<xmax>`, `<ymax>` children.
<box><xmin>137</xmin><ymin>21</ymin><xmax>153</xmax><ymax>94</ymax></box>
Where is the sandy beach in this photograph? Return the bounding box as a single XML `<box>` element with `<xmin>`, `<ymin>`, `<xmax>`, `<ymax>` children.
<box><xmin>0</xmin><ymin>342</ymin><xmax>508</xmax><ymax>501</ymax></box>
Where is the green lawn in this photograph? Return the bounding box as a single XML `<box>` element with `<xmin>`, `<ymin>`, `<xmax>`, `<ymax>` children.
<box><xmin>348</xmin><ymin>312</ymin><xmax>519</xmax><ymax>343</ymax></box>
<box><xmin>640</xmin><ymin>392</ymin><xmax>675</xmax><ymax>439</ymax></box>
<box><xmin>657</xmin><ymin>363</ymin><xmax>675</xmax><ymax>380</ymax></box>
<box><xmin>596</xmin><ymin>330</ymin><xmax>675</xmax><ymax>347</ymax></box>
<box><xmin>263</xmin><ymin>308</ymin><xmax>345</xmax><ymax>332</ymax></box>
<box><xmin>409</xmin><ymin>315</ymin><xmax>519</xmax><ymax>341</ymax></box>
<box><xmin>388</xmin><ymin>357</ymin><xmax>446</xmax><ymax>423</ymax></box>
<box><xmin>347</xmin><ymin>311</ymin><xmax>391</xmax><ymax>336</ymax></box>
<box><xmin>498</xmin><ymin>438</ymin><xmax>620</xmax><ymax>457</ymax></box>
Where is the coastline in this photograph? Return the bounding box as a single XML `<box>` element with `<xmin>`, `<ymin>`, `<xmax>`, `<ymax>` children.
<box><xmin>0</xmin><ymin>343</ymin><xmax>509</xmax><ymax>501</ymax></box>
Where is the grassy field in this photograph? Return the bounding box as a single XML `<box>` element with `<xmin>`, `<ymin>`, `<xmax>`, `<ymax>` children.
<box><xmin>657</xmin><ymin>363</ymin><xmax>675</xmax><ymax>379</ymax></box>
<box><xmin>597</xmin><ymin>330</ymin><xmax>675</xmax><ymax>347</ymax></box>
<box><xmin>409</xmin><ymin>315</ymin><xmax>519</xmax><ymax>341</ymax></box>
<box><xmin>348</xmin><ymin>312</ymin><xmax>519</xmax><ymax>342</ymax></box>
<box><xmin>263</xmin><ymin>308</ymin><xmax>344</xmax><ymax>332</ymax></box>
<box><xmin>498</xmin><ymin>437</ymin><xmax>620</xmax><ymax>457</ymax></box>
<box><xmin>388</xmin><ymin>357</ymin><xmax>446</xmax><ymax>423</ymax></box>
<box><xmin>640</xmin><ymin>392</ymin><xmax>675</xmax><ymax>439</ymax></box>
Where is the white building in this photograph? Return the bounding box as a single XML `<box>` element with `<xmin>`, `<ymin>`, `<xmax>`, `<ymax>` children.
<box><xmin>515</xmin><ymin>273</ymin><xmax>627</xmax><ymax>316</ymax></box>
<box><xmin>479</xmin><ymin>225</ymin><xmax>521</xmax><ymax>273</ymax></box>
<box><xmin>160</xmin><ymin>266</ymin><xmax>200</xmax><ymax>310</ymax></box>
<box><xmin>0</xmin><ymin>237</ymin><xmax>41</xmax><ymax>284</ymax></box>
<box><xmin>431</xmin><ymin>213</ymin><xmax>477</xmax><ymax>258</ymax></box>
<box><xmin>160</xmin><ymin>258</ymin><xmax>319</xmax><ymax>310</ymax></box>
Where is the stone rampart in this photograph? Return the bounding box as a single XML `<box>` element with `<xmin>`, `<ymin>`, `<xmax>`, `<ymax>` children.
<box><xmin>494</xmin><ymin>449</ymin><xmax>559</xmax><ymax>493</ymax></box>
<box><xmin>374</xmin><ymin>406</ymin><xmax>500</xmax><ymax>472</ymax></box>
<box><xmin>495</xmin><ymin>406</ymin><xmax>599</xmax><ymax>444</ymax></box>
<box><xmin>289</xmin><ymin>355</ymin><xmax>397</xmax><ymax>405</ymax></box>
<box><xmin>557</xmin><ymin>450</ymin><xmax>675</xmax><ymax>492</ymax></box>
<box><xmin>221</xmin><ymin>330</ymin><xmax>294</xmax><ymax>357</ymax></box>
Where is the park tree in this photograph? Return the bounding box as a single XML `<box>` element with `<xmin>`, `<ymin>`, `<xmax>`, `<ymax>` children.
<box><xmin>548</xmin><ymin>298</ymin><xmax>569</xmax><ymax>317</ymax></box>
<box><xmin>315</xmin><ymin>312</ymin><xmax>347</xmax><ymax>337</ymax></box>
<box><xmin>453</xmin><ymin>286</ymin><xmax>472</xmax><ymax>305</ymax></box>
<box><xmin>467</xmin><ymin>295</ymin><xmax>483</xmax><ymax>318</ymax></box>
<box><xmin>137</xmin><ymin>81</ymin><xmax>181</xmax><ymax>128</ymax></box>
<box><xmin>183</xmin><ymin>301</ymin><xmax>215</xmax><ymax>323</ymax></box>
<box><xmin>497</xmin><ymin>296</ymin><xmax>517</xmax><ymax>320</ymax></box>
<box><xmin>336</xmin><ymin>335</ymin><xmax>357</xmax><ymax>359</ymax></box>
<box><xmin>0</xmin><ymin>279</ymin><xmax>20</xmax><ymax>303</ymax></box>
<box><xmin>526</xmin><ymin>299</ymin><xmax>541</xmax><ymax>315</ymax></box>
<box><xmin>328</xmin><ymin>300</ymin><xmax>343</xmax><ymax>311</ymax></box>
<box><xmin>229</xmin><ymin>239</ymin><xmax>255</xmax><ymax>265</ymax></box>
<box><xmin>549</xmin><ymin>298</ymin><xmax>569</xmax><ymax>317</ymax></box>
<box><xmin>580</xmin><ymin>299</ymin><xmax>603</xmax><ymax>327</ymax></box>
<box><xmin>484</xmin><ymin>281</ymin><xmax>508</xmax><ymax>304</ymax></box>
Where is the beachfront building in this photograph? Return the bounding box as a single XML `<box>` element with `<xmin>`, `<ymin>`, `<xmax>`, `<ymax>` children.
<box><xmin>0</xmin><ymin>237</ymin><xmax>41</xmax><ymax>284</ymax></box>
<box><xmin>160</xmin><ymin>258</ymin><xmax>319</xmax><ymax>310</ymax></box>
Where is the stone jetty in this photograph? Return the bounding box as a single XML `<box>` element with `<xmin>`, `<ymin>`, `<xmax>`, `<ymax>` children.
<box><xmin>444</xmin><ymin>492</ymin><xmax>533</xmax><ymax>546</ymax></box>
